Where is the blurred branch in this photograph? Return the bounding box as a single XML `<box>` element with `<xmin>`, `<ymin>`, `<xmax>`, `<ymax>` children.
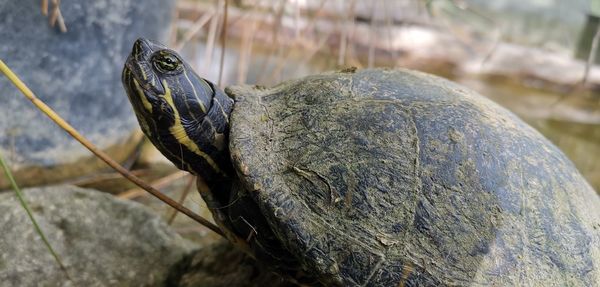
<box><xmin>583</xmin><ymin>25</ymin><xmax>600</xmax><ymax>85</ymax></box>
<box><xmin>175</xmin><ymin>9</ymin><xmax>216</xmax><ymax>51</ymax></box>
<box><xmin>169</xmin><ymin>6</ymin><xmax>180</xmax><ymax>46</ymax></box>
<box><xmin>255</xmin><ymin>0</ymin><xmax>286</xmax><ymax>84</ymax></box>
<box><xmin>218</xmin><ymin>0</ymin><xmax>229</xmax><ymax>87</ymax></box>
<box><xmin>118</xmin><ymin>170</ymin><xmax>189</xmax><ymax>200</ymax></box>
<box><xmin>263</xmin><ymin>0</ymin><xmax>328</xmax><ymax>84</ymax></box>
<box><xmin>167</xmin><ymin>175</ymin><xmax>196</xmax><ymax>225</ymax></box>
<box><xmin>338</xmin><ymin>0</ymin><xmax>356</xmax><ymax>66</ymax></box>
<box><xmin>203</xmin><ymin>0</ymin><xmax>222</xmax><ymax>76</ymax></box>
<box><xmin>41</xmin><ymin>0</ymin><xmax>48</xmax><ymax>16</ymax></box>
<box><xmin>48</xmin><ymin>0</ymin><xmax>67</xmax><ymax>33</ymax></box>
<box><xmin>237</xmin><ymin>19</ymin><xmax>258</xmax><ymax>84</ymax></box>
<box><xmin>368</xmin><ymin>1</ymin><xmax>378</xmax><ymax>68</ymax></box>
<box><xmin>384</xmin><ymin>0</ymin><xmax>398</xmax><ymax>64</ymax></box>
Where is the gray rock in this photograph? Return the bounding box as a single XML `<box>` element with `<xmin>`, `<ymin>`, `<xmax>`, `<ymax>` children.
<box><xmin>0</xmin><ymin>0</ymin><xmax>175</xmax><ymax>188</ymax></box>
<box><xmin>0</xmin><ymin>185</ymin><xmax>194</xmax><ymax>286</ymax></box>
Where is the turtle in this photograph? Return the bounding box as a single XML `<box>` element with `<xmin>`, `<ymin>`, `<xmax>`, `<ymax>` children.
<box><xmin>122</xmin><ymin>38</ymin><xmax>600</xmax><ymax>286</ymax></box>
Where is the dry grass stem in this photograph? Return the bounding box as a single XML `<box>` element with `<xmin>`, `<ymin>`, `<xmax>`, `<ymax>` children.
<box><xmin>264</xmin><ymin>0</ymin><xmax>328</xmax><ymax>84</ymax></box>
<box><xmin>55</xmin><ymin>8</ymin><xmax>67</xmax><ymax>33</ymax></box>
<box><xmin>169</xmin><ymin>7</ymin><xmax>180</xmax><ymax>46</ymax></box>
<box><xmin>41</xmin><ymin>0</ymin><xmax>48</xmax><ymax>16</ymax></box>
<box><xmin>68</xmin><ymin>169</ymin><xmax>148</xmax><ymax>186</ymax></box>
<box><xmin>384</xmin><ymin>0</ymin><xmax>398</xmax><ymax>64</ymax></box>
<box><xmin>117</xmin><ymin>170</ymin><xmax>189</xmax><ymax>200</ymax></box>
<box><xmin>338</xmin><ymin>0</ymin><xmax>356</xmax><ymax>65</ymax></box>
<box><xmin>203</xmin><ymin>0</ymin><xmax>222</xmax><ymax>76</ymax></box>
<box><xmin>218</xmin><ymin>0</ymin><xmax>229</xmax><ymax>87</ymax></box>
<box><xmin>0</xmin><ymin>151</ymin><xmax>72</xmax><ymax>281</ymax></box>
<box><xmin>175</xmin><ymin>9</ymin><xmax>216</xmax><ymax>51</ymax></box>
<box><xmin>368</xmin><ymin>1</ymin><xmax>378</xmax><ymax>68</ymax></box>
<box><xmin>45</xmin><ymin>0</ymin><xmax>67</xmax><ymax>33</ymax></box>
<box><xmin>167</xmin><ymin>175</ymin><xmax>196</xmax><ymax>225</ymax></box>
<box><xmin>48</xmin><ymin>0</ymin><xmax>59</xmax><ymax>26</ymax></box>
<box><xmin>298</xmin><ymin>30</ymin><xmax>332</xmax><ymax>72</ymax></box>
<box><xmin>583</xmin><ymin>25</ymin><xmax>600</xmax><ymax>85</ymax></box>
<box><xmin>255</xmin><ymin>0</ymin><xmax>286</xmax><ymax>84</ymax></box>
<box><xmin>237</xmin><ymin>19</ymin><xmax>258</xmax><ymax>83</ymax></box>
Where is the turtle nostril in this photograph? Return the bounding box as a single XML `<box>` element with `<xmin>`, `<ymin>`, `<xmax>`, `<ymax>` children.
<box><xmin>132</xmin><ymin>38</ymin><xmax>152</xmax><ymax>57</ymax></box>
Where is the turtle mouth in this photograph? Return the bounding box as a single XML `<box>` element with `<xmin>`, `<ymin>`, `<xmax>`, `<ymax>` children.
<box><xmin>124</xmin><ymin>38</ymin><xmax>168</xmax><ymax>96</ymax></box>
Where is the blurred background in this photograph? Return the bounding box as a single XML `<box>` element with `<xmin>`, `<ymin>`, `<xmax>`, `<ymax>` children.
<box><xmin>1</xmin><ymin>0</ymin><xmax>600</xmax><ymax>285</ymax></box>
<box><xmin>171</xmin><ymin>0</ymin><xmax>600</xmax><ymax>192</ymax></box>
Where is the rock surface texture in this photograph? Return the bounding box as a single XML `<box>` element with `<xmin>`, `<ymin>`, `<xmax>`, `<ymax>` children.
<box><xmin>0</xmin><ymin>185</ymin><xmax>193</xmax><ymax>286</ymax></box>
<box><xmin>0</xmin><ymin>0</ymin><xmax>175</xmax><ymax>188</ymax></box>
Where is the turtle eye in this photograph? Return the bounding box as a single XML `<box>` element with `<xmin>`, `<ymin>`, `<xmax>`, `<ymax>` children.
<box><xmin>151</xmin><ymin>50</ymin><xmax>183</xmax><ymax>74</ymax></box>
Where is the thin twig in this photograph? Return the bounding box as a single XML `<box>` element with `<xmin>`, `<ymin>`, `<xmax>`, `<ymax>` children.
<box><xmin>41</xmin><ymin>0</ymin><xmax>48</xmax><ymax>16</ymax></box>
<box><xmin>583</xmin><ymin>24</ymin><xmax>600</xmax><ymax>85</ymax></box>
<box><xmin>255</xmin><ymin>0</ymin><xmax>286</xmax><ymax>84</ymax></box>
<box><xmin>384</xmin><ymin>0</ymin><xmax>398</xmax><ymax>66</ymax></box>
<box><xmin>367</xmin><ymin>0</ymin><xmax>378</xmax><ymax>68</ymax></box>
<box><xmin>49</xmin><ymin>0</ymin><xmax>59</xmax><ymax>26</ymax></box>
<box><xmin>297</xmin><ymin>30</ymin><xmax>333</xmax><ymax>73</ymax></box>
<box><xmin>169</xmin><ymin>7</ymin><xmax>180</xmax><ymax>47</ymax></box>
<box><xmin>550</xmin><ymin>24</ymin><xmax>600</xmax><ymax>108</ymax></box>
<box><xmin>117</xmin><ymin>170</ymin><xmax>188</xmax><ymax>200</ymax></box>
<box><xmin>338</xmin><ymin>0</ymin><xmax>356</xmax><ymax>66</ymax></box>
<box><xmin>294</xmin><ymin>0</ymin><xmax>300</xmax><ymax>38</ymax></box>
<box><xmin>55</xmin><ymin>6</ymin><xmax>67</xmax><ymax>33</ymax></box>
<box><xmin>218</xmin><ymin>0</ymin><xmax>229</xmax><ymax>87</ymax></box>
<box><xmin>68</xmin><ymin>169</ymin><xmax>148</xmax><ymax>186</ymax></box>
<box><xmin>0</xmin><ymin>59</ymin><xmax>224</xmax><ymax>237</ymax></box>
<box><xmin>48</xmin><ymin>0</ymin><xmax>67</xmax><ymax>32</ymax></box>
<box><xmin>345</xmin><ymin>1</ymin><xmax>362</xmax><ymax>68</ymax></box>
<box><xmin>203</xmin><ymin>0</ymin><xmax>221</xmax><ymax>76</ymax></box>
<box><xmin>480</xmin><ymin>31</ymin><xmax>502</xmax><ymax>68</ymax></box>
<box><xmin>167</xmin><ymin>175</ymin><xmax>196</xmax><ymax>225</ymax></box>
<box><xmin>237</xmin><ymin>19</ymin><xmax>258</xmax><ymax>84</ymax></box>
<box><xmin>175</xmin><ymin>10</ymin><xmax>216</xmax><ymax>51</ymax></box>
<box><xmin>0</xmin><ymin>151</ymin><xmax>72</xmax><ymax>281</ymax></box>
<box><xmin>264</xmin><ymin>0</ymin><xmax>328</xmax><ymax>84</ymax></box>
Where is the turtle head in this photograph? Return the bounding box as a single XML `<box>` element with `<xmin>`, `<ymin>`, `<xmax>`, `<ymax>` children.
<box><xmin>122</xmin><ymin>38</ymin><xmax>234</xmax><ymax>180</ymax></box>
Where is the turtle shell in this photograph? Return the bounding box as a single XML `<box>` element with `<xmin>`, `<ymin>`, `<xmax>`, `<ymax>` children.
<box><xmin>225</xmin><ymin>69</ymin><xmax>600</xmax><ymax>286</ymax></box>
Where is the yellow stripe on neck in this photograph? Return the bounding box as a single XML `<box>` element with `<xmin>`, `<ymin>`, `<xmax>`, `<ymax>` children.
<box><xmin>183</xmin><ymin>70</ymin><xmax>207</xmax><ymax>113</ymax></box>
<box><xmin>137</xmin><ymin>62</ymin><xmax>148</xmax><ymax>80</ymax></box>
<box><xmin>133</xmin><ymin>78</ymin><xmax>153</xmax><ymax>113</ymax></box>
<box><xmin>161</xmin><ymin>79</ymin><xmax>225</xmax><ymax>176</ymax></box>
